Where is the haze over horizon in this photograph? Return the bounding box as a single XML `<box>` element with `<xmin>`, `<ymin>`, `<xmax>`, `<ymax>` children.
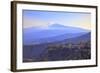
<box><xmin>23</xmin><ymin>10</ymin><xmax>91</xmax><ymax>30</ymax></box>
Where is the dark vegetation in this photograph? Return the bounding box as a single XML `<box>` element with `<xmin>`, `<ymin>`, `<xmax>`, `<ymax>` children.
<box><xmin>23</xmin><ymin>40</ymin><xmax>91</xmax><ymax>62</ymax></box>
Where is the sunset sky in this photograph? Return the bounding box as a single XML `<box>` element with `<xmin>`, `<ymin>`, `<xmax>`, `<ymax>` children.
<box><xmin>23</xmin><ymin>10</ymin><xmax>91</xmax><ymax>30</ymax></box>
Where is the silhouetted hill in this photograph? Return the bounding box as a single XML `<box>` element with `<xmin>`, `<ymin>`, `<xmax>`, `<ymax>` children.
<box><xmin>23</xmin><ymin>24</ymin><xmax>90</xmax><ymax>45</ymax></box>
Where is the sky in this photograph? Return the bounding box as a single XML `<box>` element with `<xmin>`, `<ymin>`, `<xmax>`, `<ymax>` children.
<box><xmin>23</xmin><ymin>10</ymin><xmax>91</xmax><ymax>30</ymax></box>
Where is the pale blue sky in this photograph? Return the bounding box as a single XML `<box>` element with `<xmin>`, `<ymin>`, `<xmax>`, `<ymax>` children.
<box><xmin>23</xmin><ymin>10</ymin><xmax>91</xmax><ymax>30</ymax></box>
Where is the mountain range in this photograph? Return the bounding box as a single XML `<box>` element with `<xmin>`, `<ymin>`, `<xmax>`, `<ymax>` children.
<box><xmin>23</xmin><ymin>24</ymin><xmax>90</xmax><ymax>45</ymax></box>
<box><xmin>23</xmin><ymin>24</ymin><xmax>91</xmax><ymax>62</ymax></box>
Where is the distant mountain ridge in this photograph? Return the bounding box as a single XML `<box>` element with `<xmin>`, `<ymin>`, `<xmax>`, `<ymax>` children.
<box><xmin>23</xmin><ymin>23</ymin><xmax>90</xmax><ymax>45</ymax></box>
<box><xmin>49</xmin><ymin>23</ymin><xmax>67</xmax><ymax>28</ymax></box>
